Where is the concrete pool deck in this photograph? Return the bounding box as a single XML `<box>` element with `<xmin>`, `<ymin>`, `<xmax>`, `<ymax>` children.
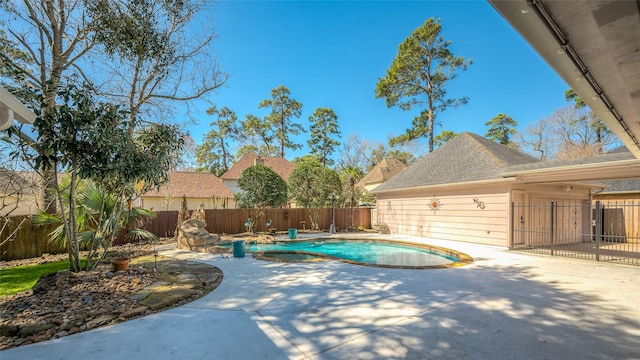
<box><xmin>2</xmin><ymin>234</ymin><xmax>639</xmax><ymax>359</ymax></box>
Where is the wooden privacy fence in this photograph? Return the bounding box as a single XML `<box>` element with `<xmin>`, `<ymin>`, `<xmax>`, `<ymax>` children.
<box><xmin>158</xmin><ymin>207</ymin><xmax>372</xmax><ymax>236</ymax></box>
<box><xmin>1</xmin><ymin>208</ymin><xmax>371</xmax><ymax>260</ymax></box>
<box><xmin>596</xmin><ymin>199</ymin><xmax>640</xmax><ymax>243</ymax></box>
<box><xmin>1</xmin><ymin>215</ymin><xmax>65</xmax><ymax>261</ymax></box>
<box><xmin>145</xmin><ymin>211</ymin><xmax>179</xmax><ymax>238</ymax></box>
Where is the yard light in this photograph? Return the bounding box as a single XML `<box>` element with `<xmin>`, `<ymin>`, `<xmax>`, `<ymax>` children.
<box><xmin>329</xmin><ymin>193</ymin><xmax>338</xmax><ymax>234</ymax></box>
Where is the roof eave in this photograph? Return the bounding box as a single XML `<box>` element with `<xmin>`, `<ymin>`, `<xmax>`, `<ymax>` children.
<box><xmin>503</xmin><ymin>159</ymin><xmax>640</xmax><ymax>177</ymax></box>
<box><xmin>488</xmin><ymin>0</ymin><xmax>640</xmax><ymax>159</ymax></box>
<box><xmin>371</xmin><ymin>178</ymin><xmax>516</xmax><ymax>195</ymax></box>
<box><xmin>1</xmin><ymin>86</ymin><xmax>37</xmax><ymax>130</ymax></box>
<box><xmin>595</xmin><ymin>190</ymin><xmax>640</xmax><ymax>195</ymax></box>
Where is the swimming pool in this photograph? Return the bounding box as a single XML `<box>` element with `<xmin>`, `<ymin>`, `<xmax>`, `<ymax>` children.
<box><xmin>245</xmin><ymin>239</ymin><xmax>473</xmax><ymax>269</ymax></box>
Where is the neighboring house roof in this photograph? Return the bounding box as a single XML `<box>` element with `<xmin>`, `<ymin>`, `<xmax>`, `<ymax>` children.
<box><xmin>357</xmin><ymin>158</ymin><xmax>407</xmax><ymax>188</ymax></box>
<box><xmin>143</xmin><ymin>172</ymin><xmax>233</xmax><ymax>198</ymax></box>
<box><xmin>373</xmin><ymin>132</ymin><xmax>539</xmax><ymax>192</ymax></box>
<box><xmin>0</xmin><ymin>169</ymin><xmax>38</xmax><ymax>194</ymax></box>
<box><xmin>220</xmin><ymin>153</ymin><xmax>294</xmax><ymax>181</ymax></box>
<box><xmin>593</xmin><ymin>179</ymin><xmax>640</xmax><ymax>195</ymax></box>
<box><xmin>0</xmin><ymin>171</ymin><xmax>87</xmax><ymax>196</ymax></box>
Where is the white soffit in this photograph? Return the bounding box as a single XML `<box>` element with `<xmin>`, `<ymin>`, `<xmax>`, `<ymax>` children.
<box><xmin>503</xmin><ymin>159</ymin><xmax>640</xmax><ymax>183</ymax></box>
<box><xmin>489</xmin><ymin>0</ymin><xmax>640</xmax><ymax>160</ymax></box>
<box><xmin>0</xmin><ymin>86</ymin><xmax>36</xmax><ymax>131</ymax></box>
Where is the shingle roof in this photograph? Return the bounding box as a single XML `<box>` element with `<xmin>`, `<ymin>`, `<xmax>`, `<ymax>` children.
<box><xmin>357</xmin><ymin>158</ymin><xmax>407</xmax><ymax>187</ymax></box>
<box><xmin>0</xmin><ymin>169</ymin><xmax>38</xmax><ymax>193</ymax></box>
<box><xmin>143</xmin><ymin>172</ymin><xmax>233</xmax><ymax>198</ymax></box>
<box><xmin>593</xmin><ymin>179</ymin><xmax>640</xmax><ymax>194</ymax></box>
<box><xmin>0</xmin><ymin>168</ymin><xmax>33</xmax><ymax>192</ymax></box>
<box><xmin>505</xmin><ymin>148</ymin><xmax>635</xmax><ymax>173</ymax></box>
<box><xmin>607</xmin><ymin>146</ymin><xmax>631</xmax><ymax>154</ymax></box>
<box><xmin>373</xmin><ymin>132</ymin><xmax>539</xmax><ymax>192</ymax></box>
<box><xmin>220</xmin><ymin>154</ymin><xmax>294</xmax><ymax>181</ymax></box>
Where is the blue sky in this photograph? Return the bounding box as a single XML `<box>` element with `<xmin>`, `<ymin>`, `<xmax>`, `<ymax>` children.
<box><xmin>186</xmin><ymin>0</ymin><xmax>571</xmax><ymax>160</ymax></box>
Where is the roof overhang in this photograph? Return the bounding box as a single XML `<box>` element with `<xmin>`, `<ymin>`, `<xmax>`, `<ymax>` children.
<box><xmin>371</xmin><ymin>178</ymin><xmax>515</xmax><ymax>195</ymax></box>
<box><xmin>0</xmin><ymin>86</ymin><xmax>36</xmax><ymax>130</ymax></box>
<box><xmin>502</xmin><ymin>158</ymin><xmax>640</xmax><ymax>183</ymax></box>
<box><xmin>489</xmin><ymin>0</ymin><xmax>640</xmax><ymax>159</ymax></box>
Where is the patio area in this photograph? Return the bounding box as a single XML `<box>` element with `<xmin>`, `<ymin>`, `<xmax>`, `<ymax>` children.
<box><xmin>2</xmin><ymin>234</ymin><xmax>639</xmax><ymax>359</ymax></box>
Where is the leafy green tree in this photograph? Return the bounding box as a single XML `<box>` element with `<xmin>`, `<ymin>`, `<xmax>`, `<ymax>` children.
<box><xmin>368</xmin><ymin>145</ymin><xmax>416</xmax><ymax>170</ymax></box>
<box><xmin>0</xmin><ymin>28</ymin><xmax>33</xmax><ymax>80</ymax></box>
<box><xmin>485</xmin><ymin>113</ymin><xmax>518</xmax><ymax>146</ymax></box>
<box><xmin>195</xmin><ymin>106</ymin><xmax>240</xmax><ymax>176</ymax></box>
<box><xmin>565</xmin><ymin>89</ymin><xmax>586</xmax><ymax>108</ymax></box>
<box><xmin>375</xmin><ymin>18</ymin><xmax>471</xmax><ymax>152</ymax></box>
<box><xmin>288</xmin><ymin>156</ymin><xmax>341</xmax><ymax>230</ymax></box>
<box><xmin>368</xmin><ymin>145</ymin><xmax>387</xmax><ymax>167</ymax></box>
<box><xmin>339</xmin><ymin>165</ymin><xmax>366</xmax><ymax>230</ymax></box>
<box><xmin>339</xmin><ymin>165</ymin><xmax>364</xmax><ymax>209</ymax></box>
<box><xmin>236</xmin><ymin>164</ymin><xmax>288</xmax><ymax>232</ymax></box>
<box><xmin>31</xmin><ymin>83</ymin><xmax>183</xmax><ymax>271</ymax></box>
<box><xmin>258</xmin><ymin>85</ymin><xmax>304</xmax><ymax>157</ymax></box>
<box><xmin>434</xmin><ymin>130</ymin><xmax>459</xmax><ymax>148</ymax></box>
<box><xmin>1</xmin><ymin>0</ymin><xmax>99</xmax><ymax>212</ymax></box>
<box><xmin>308</xmin><ymin>107</ymin><xmax>341</xmax><ymax>167</ymax></box>
<box><xmin>85</xmin><ymin>0</ymin><xmax>228</xmax><ymax>131</ymax></box>
<box><xmin>234</xmin><ymin>144</ymin><xmax>263</xmax><ymax>158</ymax></box>
<box><xmin>239</xmin><ymin>114</ymin><xmax>277</xmax><ymax>157</ymax></box>
<box><xmin>2</xmin><ymin>0</ymin><xmax>226</xmax><ymax>211</ymax></box>
<box><xmin>388</xmin><ymin>150</ymin><xmax>416</xmax><ymax>165</ymax></box>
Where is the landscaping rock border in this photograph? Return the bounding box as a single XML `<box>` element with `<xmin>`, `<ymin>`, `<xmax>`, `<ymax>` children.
<box><xmin>0</xmin><ymin>249</ymin><xmax>222</xmax><ymax>350</ymax></box>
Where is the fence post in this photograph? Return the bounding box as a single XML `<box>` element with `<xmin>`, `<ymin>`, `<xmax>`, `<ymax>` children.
<box><xmin>595</xmin><ymin>200</ymin><xmax>602</xmax><ymax>262</ymax></box>
<box><xmin>550</xmin><ymin>201</ymin><xmax>555</xmax><ymax>256</ymax></box>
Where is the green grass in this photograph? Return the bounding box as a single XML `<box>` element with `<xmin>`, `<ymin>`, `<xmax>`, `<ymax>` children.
<box><xmin>0</xmin><ymin>260</ymin><xmax>85</xmax><ymax>297</ymax></box>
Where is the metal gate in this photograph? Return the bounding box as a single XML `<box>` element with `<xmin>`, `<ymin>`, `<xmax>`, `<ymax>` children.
<box><xmin>512</xmin><ymin>200</ymin><xmax>640</xmax><ymax>266</ymax></box>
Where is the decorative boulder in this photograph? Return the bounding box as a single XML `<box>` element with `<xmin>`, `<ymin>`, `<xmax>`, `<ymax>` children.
<box><xmin>177</xmin><ymin>219</ymin><xmax>220</xmax><ymax>252</ymax></box>
<box><xmin>241</xmin><ymin>233</ymin><xmax>275</xmax><ymax>244</ymax></box>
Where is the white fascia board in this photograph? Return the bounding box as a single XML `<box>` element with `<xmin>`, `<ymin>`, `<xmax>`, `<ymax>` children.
<box><xmin>502</xmin><ymin>159</ymin><xmax>640</xmax><ymax>178</ymax></box>
<box><xmin>371</xmin><ymin>178</ymin><xmax>515</xmax><ymax>195</ymax></box>
<box><xmin>0</xmin><ymin>86</ymin><xmax>37</xmax><ymax>130</ymax></box>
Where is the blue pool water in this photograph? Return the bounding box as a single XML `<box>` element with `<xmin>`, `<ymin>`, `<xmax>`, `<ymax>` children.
<box><xmin>244</xmin><ymin>240</ymin><xmax>459</xmax><ymax>267</ymax></box>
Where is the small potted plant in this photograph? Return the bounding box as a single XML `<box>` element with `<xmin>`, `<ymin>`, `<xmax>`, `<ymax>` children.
<box><xmin>111</xmin><ymin>257</ymin><xmax>130</xmax><ymax>271</ymax></box>
<box><xmin>111</xmin><ymin>198</ymin><xmax>158</xmax><ymax>271</ymax></box>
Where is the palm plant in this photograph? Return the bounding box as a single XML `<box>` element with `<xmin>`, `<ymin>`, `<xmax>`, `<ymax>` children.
<box><xmin>33</xmin><ymin>181</ymin><xmax>157</xmax><ymax>270</ymax></box>
<box><xmin>340</xmin><ymin>166</ymin><xmax>365</xmax><ymax>231</ymax></box>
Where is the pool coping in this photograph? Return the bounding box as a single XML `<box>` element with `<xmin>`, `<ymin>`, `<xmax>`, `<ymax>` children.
<box><xmin>250</xmin><ymin>238</ymin><xmax>474</xmax><ymax>269</ymax></box>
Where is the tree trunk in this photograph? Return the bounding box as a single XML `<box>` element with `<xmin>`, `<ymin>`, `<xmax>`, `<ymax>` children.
<box><xmin>39</xmin><ymin>168</ymin><xmax>57</xmax><ymax>213</ymax></box>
